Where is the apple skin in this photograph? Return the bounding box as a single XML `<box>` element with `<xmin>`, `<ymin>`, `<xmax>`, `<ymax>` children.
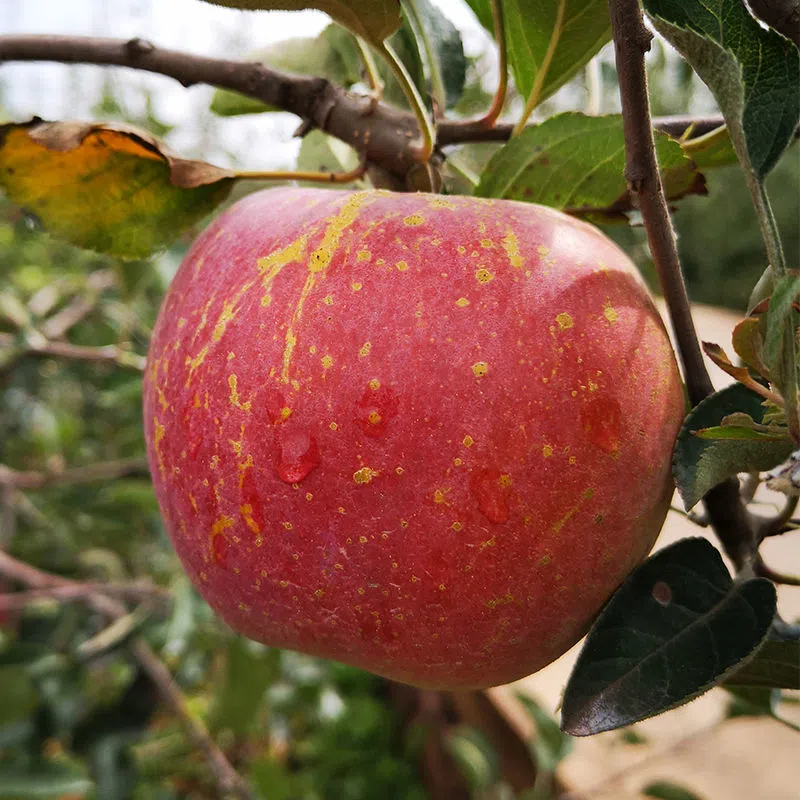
<box><xmin>144</xmin><ymin>188</ymin><xmax>684</xmax><ymax>690</ymax></box>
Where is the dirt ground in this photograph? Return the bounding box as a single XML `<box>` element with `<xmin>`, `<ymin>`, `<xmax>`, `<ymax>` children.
<box><xmin>494</xmin><ymin>302</ymin><xmax>800</xmax><ymax>800</ymax></box>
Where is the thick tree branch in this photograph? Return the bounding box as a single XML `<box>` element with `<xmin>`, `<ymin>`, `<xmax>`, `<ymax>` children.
<box><xmin>608</xmin><ymin>0</ymin><xmax>758</xmax><ymax>570</ymax></box>
<box><xmin>4</xmin><ymin>35</ymin><xmax>797</xmax><ymax>182</ymax></box>
<box><xmin>0</xmin><ymin>457</ymin><xmax>149</xmax><ymax>490</ymax></box>
<box><xmin>0</xmin><ymin>548</ymin><xmax>252</xmax><ymax>799</ymax></box>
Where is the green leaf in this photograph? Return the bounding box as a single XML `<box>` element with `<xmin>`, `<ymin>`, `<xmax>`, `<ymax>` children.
<box><xmin>466</xmin><ymin>0</ymin><xmax>611</xmax><ymax>108</ymax></box>
<box><xmin>682</xmin><ymin>125</ymin><xmax>739</xmax><ymax>170</ymax></box>
<box><xmin>296</xmin><ymin>129</ymin><xmax>360</xmax><ymax>177</ymax></box>
<box><xmin>475</xmin><ymin>112</ymin><xmax>706</xmax><ymax>219</ymax></box>
<box><xmin>724</xmin><ymin>623</ymin><xmax>800</xmax><ymax>689</ymax></box>
<box><xmin>198</xmin><ymin>0</ymin><xmax>402</xmax><ymax>45</ymax></box>
<box><xmin>0</xmin><ymin>666</ymin><xmax>38</xmax><ymax>727</ymax></box>
<box><xmin>731</xmin><ymin>315</ymin><xmax>768</xmax><ymax>376</ymax></box>
<box><xmin>643</xmin><ymin>781</ymin><xmax>703</xmax><ymax>800</ymax></box>
<box><xmin>764</xmin><ymin>273</ymin><xmax>800</xmax><ymax>430</ymax></box>
<box><xmin>644</xmin><ymin>0</ymin><xmax>800</xmax><ymax>181</ymax></box>
<box><xmin>443</xmin><ymin>726</ymin><xmax>499</xmax><ymax>790</ymax></box>
<box><xmin>513</xmin><ymin>693</ymin><xmax>572</xmax><ymax>773</ymax></box>
<box><xmin>693</xmin><ymin>425</ymin><xmax>790</xmax><ymax>442</ymax></box>
<box><xmin>0</xmin><ymin>120</ymin><xmax>234</xmax><ymax>258</ymax></box>
<box><xmin>210</xmin><ymin>26</ymin><xmax>362</xmax><ymax>116</ymax></box>
<box><xmin>673</xmin><ymin>383</ymin><xmax>795</xmax><ymax>510</ymax></box>
<box><xmin>209</xmin><ymin>638</ymin><xmax>280</xmax><ymax>736</ymax></box>
<box><xmin>723</xmin><ymin>685</ymin><xmax>779</xmax><ymax>717</ymax></box>
<box><xmin>0</xmin><ymin>760</ymin><xmax>93</xmax><ymax>798</ymax></box>
<box><xmin>404</xmin><ymin>0</ymin><xmax>466</xmax><ymax>109</ymax></box>
<box><xmin>561</xmin><ymin>538</ymin><xmax>776</xmax><ymax>736</ymax></box>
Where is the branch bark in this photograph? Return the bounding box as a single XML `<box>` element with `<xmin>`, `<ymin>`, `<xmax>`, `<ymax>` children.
<box><xmin>0</xmin><ymin>457</ymin><xmax>150</xmax><ymax>490</ymax></box>
<box><xmin>4</xmin><ymin>35</ymin><xmax>795</xmax><ymax>182</ymax></box>
<box><xmin>0</xmin><ymin>548</ymin><xmax>252</xmax><ymax>799</ymax></box>
<box><xmin>608</xmin><ymin>0</ymin><xmax>757</xmax><ymax>570</ymax></box>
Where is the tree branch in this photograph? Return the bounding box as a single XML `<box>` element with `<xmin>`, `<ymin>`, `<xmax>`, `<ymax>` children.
<box><xmin>0</xmin><ymin>548</ymin><xmax>252</xmax><ymax>799</ymax></box>
<box><xmin>0</xmin><ymin>333</ymin><xmax>146</xmax><ymax>371</ymax></box>
<box><xmin>0</xmin><ymin>457</ymin><xmax>149</xmax><ymax>490</ymax></box>
<box><xmin>3</xmin><ymin>35</ymin><xmax>796</xmax><ymax>182</ymax></box>
<box><xmin>608</xmin><ymin>0</ymin><xmax>758</xmax><ymax>570</ymax></box>
<box><xmin>0</xmin><ymin>580</ymin><xmax>171</xmax><ymax>611</ymax></box>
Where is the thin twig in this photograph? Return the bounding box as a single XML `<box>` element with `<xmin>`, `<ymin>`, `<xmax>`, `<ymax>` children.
<box><xmin>0</xmin><ymin>457</ymin><xmax>149</xmax><ymax>490</ymax></box>
<box><xmin>0</xmin><ymin>549</ymin><xmax>253</xmax><ymax>799</ymax></box>
<box><xmin>754</xmin><ymin>554</ymin><xmax>800</xmax><ymax>585</ymax></box>
<box><xmin>0</xmin><ymin>580</ymin><xmax>171</xmax><ymax>611</ymax></box>
<box><xmin>40</xmin><ymin>270</ymin><xmax>116</xmax><ymax>339</ymax></box>
<box><xmin>608</xmin><ymin>0</ymin><xmax>757</xmax><ymax>569</ymax></box>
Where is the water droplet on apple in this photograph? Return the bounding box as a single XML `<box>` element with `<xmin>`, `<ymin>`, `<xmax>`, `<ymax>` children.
<box><xmin>276</xmin><ymin>426</ymin><xmax>320</xmax><ymax>483</ymax></box>
<box><xmin>211</xmin><ymin>533</ymin><xmax>229</xmax><ymax>567</ymax></box>
<box><xmin>580</xmin><ymin>396</ymin><xmax>621</xmax><ymax>454</ymax></box>
<box><xmin>471</xmin><ymin>468</ymin><xmax>510</xmax><ymax>524</ymax></box>
<box><xmin>355</xmin><ymin>384</ymin><xmax>399</xmax><ymax>439</ymax></box>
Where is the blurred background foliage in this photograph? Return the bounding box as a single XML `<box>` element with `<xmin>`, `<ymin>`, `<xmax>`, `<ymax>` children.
<box><xmin>0</xmin><ymin>0</ymin><xmax>797</xmax><ymax>797</ymax></box>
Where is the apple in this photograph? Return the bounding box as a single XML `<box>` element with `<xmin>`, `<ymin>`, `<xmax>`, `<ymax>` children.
<box><xmin>144</xmin><ymin>188</ymin><xmax>684</xmax><ymax>689</ymax></box>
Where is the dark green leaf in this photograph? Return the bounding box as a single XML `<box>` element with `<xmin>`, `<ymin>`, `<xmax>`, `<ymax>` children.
<box><xmin>405</xmin><ymin>0</ymin><xmax>466</xmax><ymax>109</ymax></box>
<box><xmin>723</xmin><ymin>685</ymin><xmax>779</xmax><ymax>717</ymax></box>
<box><xmin>466</xmin><ymin>0</ymin><xmax>611</xmax><ymax>107</ymax></box>
<box><xmin>0</xmin><ymin>760</ymin><xmax>93</xmax><ymax>798</ymax></box>
<box><xmin>475</xmin><ymin>113</ymin><xmax>705</xmax><ymax>219</ymax></box>
<box><xmin>561</xmin><ymin>538</ymin><xmax>776</xmax><ymax>736</ymax></box>
<box><xmin>643</xmin><ymin>781</ymin><xmax>704</xmax><ymax>800</ymax></box>
<box><xmin>644</xmin><ymin>0</ymin><xmax>800</xmax><ymax>180</ymax></box>
<box><xmin>673</xmin><ymin>383</ymin><xmax>795</xmax><ymax>510</ymax></box>
<box><xmin>724</xmin><ymin>622</ymin><xmax>800</xmax><ymax>689</ymax></box>
<box><xmin>514</xmin><ymin>693</ymin><xmax>572</xmax><ymax>772</ymax></box>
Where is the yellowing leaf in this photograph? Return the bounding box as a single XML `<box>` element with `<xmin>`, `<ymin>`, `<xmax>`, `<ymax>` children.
<box><xmin>0</xmin><ymin>120</ymin><xmax>235</xmax><ymax>258</ymax></box>
<box><xmin>199</xmin><ymin>0</ymin><xmax>402</xmax><ymax>45</ymax></box>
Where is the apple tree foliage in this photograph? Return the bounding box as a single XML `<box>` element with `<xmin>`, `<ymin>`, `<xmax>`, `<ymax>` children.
<box><xmin>0</xmin><ymin>0</ymin><xmax>798</xmax><ymax>797</ymax></box>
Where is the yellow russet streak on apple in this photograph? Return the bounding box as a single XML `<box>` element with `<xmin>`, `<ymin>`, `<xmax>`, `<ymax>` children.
<box><xmin>212</xmin><ymin>281</ymin><xmax>254</xmax><ymax>343</ymax></box>
<box><xmin>227</xmin><ymin>373</ymin><xmax>251</xmax><ymax>412</ymax></box>
<box><xmin>551</xmin><ymin>487</ymin><xmax>596</xmax><ymax>534</ymax></box>
<box><xmin>152</xmin><ymin>416</ymin><xmax>167</xmax><ymax>479</ymax></box>
<box><xmin>280</xmin><ymin>192</ymin><xmax>375</xmax><ymax>384</ymax></box>
<box><xmin>501</xmin><ymin>229</ymin><xmax>524</xmax><ymax>269</ymax></box>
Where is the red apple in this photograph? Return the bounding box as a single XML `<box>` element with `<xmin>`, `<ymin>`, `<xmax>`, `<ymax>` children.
<box><xmin>144</xmin><ymin>188</ymin><xmax>684</xmax><ymax>689</ymax></box>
